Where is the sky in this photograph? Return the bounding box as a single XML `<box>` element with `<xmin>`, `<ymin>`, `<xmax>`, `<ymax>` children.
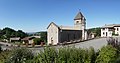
<box><xmin>0</xmin><ymin>0</ymin><xmax>120</xmax><ymax>32</ymax></box>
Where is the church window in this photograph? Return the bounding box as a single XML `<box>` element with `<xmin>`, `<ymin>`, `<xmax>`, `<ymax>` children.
<box><xmin>76</xmin><ymin>21</ymin><xmax>79</xmax><ymax>23</ymax></box>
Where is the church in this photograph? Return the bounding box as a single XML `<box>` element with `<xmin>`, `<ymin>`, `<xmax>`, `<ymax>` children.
<box><xmin>47</xmin><ymin>11</ymin><xmax>87</xmax><ymax>45</ymax></box>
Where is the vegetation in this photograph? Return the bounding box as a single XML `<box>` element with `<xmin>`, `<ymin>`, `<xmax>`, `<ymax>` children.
<box><xmin>5</xmin><ymin>48</ymin><xmax>34</xmax><ymax>63</ymax></box>
<box><xmin>0</xmin><ymin>27</ymin><xmax>28</xmax><ymax>41</ymax></box>
<box><xmin>87</xmin><ymin>27</ymin><xmax>101</xmax><ymax>37</ymax></box>
<box><xmin>95</xmin><ymin>45</ymin><xmax>117</xmax><ymax>63</ymax></box>
<box><xmin>29</xmin><ymin>31</ymin><xmax>47</xmax><ymax>44</ymax></box>
<box><xmin>35</xmin><ymin>32</ymin><xmax>47</xmax><ymax>43</ymax></box>
<box><xmin>33</xmin><ymin>38</ymin><xmax>43</xmax><ymax>45</ymax></box>
<box><xmin>0</xmin><ymin>50</ymin><xmax>11</xmax><ymax>63</ymax></box>
<box><xmin>31</xmin><ymin>46</ymin><xmax>97</xmax><ymax>63</ymax></box>
<box><xmin>112</xmin><ymin>32</ymin><xmax>119</xmax><ymax>36</ymax></box>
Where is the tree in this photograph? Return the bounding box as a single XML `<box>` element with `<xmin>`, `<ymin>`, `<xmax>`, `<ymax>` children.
<box><xmin>1</xmin><ymin>27</ymin><xmax>16</xmax><ymax>39</ymax></box>
<box><xmin>40</xmin><ymin>32</ymin><xmax>47</xmax><ymax>43</ymax></box>
<box><xmin>16</xmin><ymin>30</ymin><xmax>28</xmax><ymax>38</ymax></box>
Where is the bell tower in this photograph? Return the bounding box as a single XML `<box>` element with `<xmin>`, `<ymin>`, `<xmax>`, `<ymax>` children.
<box><xmin>74</xmin><ymin>11</ymin><xmax>86</xmax><ymax>40</ymax></box>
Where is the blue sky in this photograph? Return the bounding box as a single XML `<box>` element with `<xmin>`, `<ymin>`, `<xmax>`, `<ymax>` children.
<box><xmin>0</xmin><ymin>0</ymin><xmax>120</xmax><ymax>32</ymax></box>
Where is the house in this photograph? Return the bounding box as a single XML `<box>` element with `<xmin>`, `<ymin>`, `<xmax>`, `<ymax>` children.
<box><xmin>21</xmin><ymin>37</ymin><xmax>35</xmax><ymax>44</ymax></box>
<box><xmin>47</xmin><ymin>11</ymin><xmax>88</xmax><ymax>45</ymax></box>
<box><xmin>10</xmin><ymin>37</ymin><xmax>21</xmax><ymax>42</ymax></box>
<box><xmin>101</xmin><ymin>24</ymin><xmax>120</xmax><ymax>37</ymax></box>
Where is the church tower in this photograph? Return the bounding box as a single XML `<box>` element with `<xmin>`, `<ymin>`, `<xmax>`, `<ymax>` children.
<box><xmin>74</xmin><ymin>11</ymin><xmax>86</xmax><ymax>40</ymax></box>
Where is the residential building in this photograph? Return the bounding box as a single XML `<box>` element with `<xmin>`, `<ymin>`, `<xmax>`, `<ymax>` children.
<box><xmin>101</xmin><ymin>24</ymin><xmax>120</xmax><ymax>37</ymax></box>
<box><xmin>10</xmin><ymin>37</ymin><xmax>21</xmax><ymax>42</ymax></box>
<box><xmin>21</xmin><ymin>37</ymin><xmax>35</xmax><ymax>44</ymax></box>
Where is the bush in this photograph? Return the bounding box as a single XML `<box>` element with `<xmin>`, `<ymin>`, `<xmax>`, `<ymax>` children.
<box><xmin>0</xmin><ymin>50</ymin><xmax>11</xmax><ymax>63</ymax></box>
<box><xmin>5</xmin><ymin>48</ymin><xmax>34</xmax><ymax>63</ymax></box>
<box><xmin>32</xmin><ymin>46</ymin><xmax>97</xmax><ymax>63</ymax></box>
<box><xmin>112</xmin><ymin>32</ymin><xmax>119</xmax><ymax>36</ymax></box>
<box><xmin>95</xmin><ymin>45</ymin><xmax>117</xmax><ymax>63</ymax></box>
<box><xmin>34</xmin><ymin>38</ymin><xmax>43</xmax><ymax>45</ymax></box>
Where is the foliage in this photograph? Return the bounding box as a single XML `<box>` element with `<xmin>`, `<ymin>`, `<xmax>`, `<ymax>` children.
<box><xmin>95</xmin><ymin>45</ymin><xmax>117</xmax><ymax>63</ymax></box>
<box><xmin>0</xmin><ymin>27</ymin><xmax>28</xmax><ymax>40</ymax></box>
<box><xmin>36</xmin><ymin>32</ymin><xmax>47</xmax><ymax>43</ymax></box>
<box><xmin>0</xmin><ymin>50</ymin><xmax>11</xmax><ymax>63</ymax></box>
<box><xmin>34</xmin><ymin>38</ymin><xmax>43</xmax><ymax>45</ymax></box>
<box><xmin>106</xmin><ymin>37</ymin><xmax>120</xmax><ymax>63</ymax></box>
<box><xmin>32</xmin><ymin>46</ymin><xmax>97</xmax><ymax>63</ymax></box>
<box><xmin>112</xmin><ymin>32</ymin><xmax>119</xmax><ymax>36</ymax></box>
<box><xmin>87</xmin><ymin>27</ymin><xmax>101</xmax><ymax>37</ymax></box>
<box><xmin>5</xmin><ymin>48</ymin><xmax>34</xmax><ymax>63</ymax></box>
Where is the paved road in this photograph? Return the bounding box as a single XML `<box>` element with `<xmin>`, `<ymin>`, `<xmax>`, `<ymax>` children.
<box><xmin>74</xmin><ymin>38</ymin><xmax>108</xmax><ymax>51</ymax></box>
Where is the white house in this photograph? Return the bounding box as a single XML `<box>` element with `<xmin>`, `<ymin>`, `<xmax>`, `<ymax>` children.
<box><xmin>47</xmin><ymin>11</ymin><xmax>87</xmax><ymax>45</ymax></box>
<box><xmin>101</xmin><ymin>24</ymin><xmax>120</xmax><ymax>37</ymax></box>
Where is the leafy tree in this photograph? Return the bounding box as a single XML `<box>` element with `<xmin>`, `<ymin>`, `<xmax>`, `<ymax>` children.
<box><xmin>16</xmin><ymin>30</ymin><xmax>28</xmax><ymax>38</ymax></box>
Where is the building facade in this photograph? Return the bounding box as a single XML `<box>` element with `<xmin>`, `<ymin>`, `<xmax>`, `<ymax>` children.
<box><xmin>101</xmin><ymin>24</ymin><xmax>120</xmax><ymax>37</ymax></box>
<box><xmin>47</xmin><ymin>12</ymin><xmax>87</xmax><ymax>45</ymax></box>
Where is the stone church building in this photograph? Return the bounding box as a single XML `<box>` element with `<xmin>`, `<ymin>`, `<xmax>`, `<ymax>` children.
<box><xmin>47</xmin><ymin>11</ymin><xmax>87</xmax><ymax>45</ymax></box>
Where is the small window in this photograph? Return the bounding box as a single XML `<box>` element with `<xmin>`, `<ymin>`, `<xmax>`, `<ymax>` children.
<box><xmin>76</xmin><ymin>21</ymin><xmax>79</xmax><ymax>23</ymax></box>
<box><xmin>102</xmin><ymin>28</ymin><xmax>105</xmax><ymax>30</ymax></box>
<box><xmin>103</xmin><ymin>32</ymin><xmax>105</xmax><ymax>35</ymax></box>
<box><xmin>117</xmin><ymin>28</ymin><xmax>119</xmax><ymax>31</ymax></box>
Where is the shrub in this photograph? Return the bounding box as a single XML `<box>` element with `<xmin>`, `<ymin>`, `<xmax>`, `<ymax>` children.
<box><xmin>0</xmin><ymin>50</ymin><xmax>11</xmax><ymax>63</ymax></box>
<box><xmin>34</xmin><ymin>38</ymin><xmax>43</xmax><ymax>45</ymax></box>
<box><xmin>95</xmin><ymin>45</ymin><xmax>117</xmax><ymax>63</ymax></box>
<box><xmin>32</xmin><ymin>47</ymin><xmax>57</xmax><ymax>63</ymax></box>
<box><xmin>32</xmin><ymin>46</ymin><xmax>97</xmax><ymax>63</ymax></box>
<box><xmin>112</xmin><ymin>32</ymin><xmax>119</xmax><ymax>36</ymax></box>
<box><xmin>5</xmin><ymin>48</ymin><xmax>34</xmax><ymax>63</ymax></box>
